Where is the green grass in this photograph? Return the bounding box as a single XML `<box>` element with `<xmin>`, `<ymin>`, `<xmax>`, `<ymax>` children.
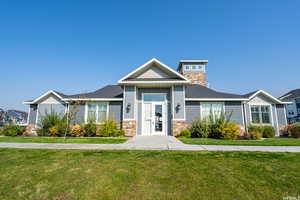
<box><xmin>0</xmin><ymin>137</ymin><xmax>127</xmax><ymax>144</ymax></box>
<box><xmin>0</xmin><ymin>149</ymin><xmax>299</xmax><ymax>200</ymax></box>
<box><xmin>180</xmin><ymin>138</ymin><xmax>300</xmax><ymax>146</ymax></box>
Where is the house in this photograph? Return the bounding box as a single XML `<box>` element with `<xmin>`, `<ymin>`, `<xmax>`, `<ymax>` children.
<box><xmin>24</xmin><ymin>58</ymin><xmax>290</xmax><ymax>136</ymax></box>
<box><xmin>279</xmin><ymin>88</ymin><xmax>300</xmax><ymax>124</ymax></box>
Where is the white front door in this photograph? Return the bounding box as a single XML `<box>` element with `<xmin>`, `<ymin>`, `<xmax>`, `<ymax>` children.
<box><xmin>142</xmin><ymin>94</ymin><xmax>167</xmax><ymax>136</ymax></box>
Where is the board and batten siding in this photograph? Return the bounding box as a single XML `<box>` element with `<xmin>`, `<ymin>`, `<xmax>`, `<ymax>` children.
<box><xmin>173</xmin><ymin>86</ymin><xmax>185</xmax><ymax>119</ymax></box>
<box><xmin>123</xmin><ymin>86</ymin><xmax>135</xmax><ymax>119</ymax></box>
<box><xmin>185</xmin><ymin>101</ymin><xmax>200</xmax><ymax>124</ymax></box>
<box><xmin>28</xmin><ymin>104</ymin><xmax>38</xmax><ymax>124</ymax></box>
<box><xmin>69</xmin><ymin>104</ymin><xmax>86</xmax><ymax>124</ymax></box>
<box><xmin>109</xmin><ymin>101</ymin><xmax>123</xmax><ymax>123</ymax></box>
<box><xmin>225</xmin><ymin>102</ymin><xmax>244</xmax><ymax>125</ymax></box>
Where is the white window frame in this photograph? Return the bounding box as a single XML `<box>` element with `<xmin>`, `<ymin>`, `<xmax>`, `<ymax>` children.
<box><xmin>85</xmin><ymin>102</ymin><xmax>109</xmax><ymax>124</ymax></box>
<box><xmin>249</xmin><ymin>104</ymin><xmax>272</xmax><ymax>125</ymax></box>
<box><xmin>200</xmin><ymin>102</ymin><xmax>225</xmax><ymax>120</ymax></box>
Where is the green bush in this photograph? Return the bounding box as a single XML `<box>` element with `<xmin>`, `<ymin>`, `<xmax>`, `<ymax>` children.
<box><xmin>247</xmin><ymin>131</ymin><xmax>262</xmax><ymax>140</ymax></box>
<box><xmin>83</xmin><ymin>123</ymin><xmax>97</xmax><ymax>137</ymax></box>
<box><xmin>291</xmin><ymin>124</ymin><xmax>300</xmax><ymax>138</ymax></box>
<box><xmin>98</xmin><ymin>119</ymin><xmax>118</xmax><ymax>137</ymax></box>
<box><xmin>191</xmin><ymin>119</ymin><xmax>209</xmax><ymax>138</ymax></box>
<box><xmin>207</xmin><ymin>111</ymin><xmax>230</xmax><ymax>139</ymax></box>
<box><xmin>248</xmin><ymin>125</ymin><xmax>263</xmax><ymax>135</ymax></box>
<box><xmin>2</xmin><ymin>125</ymin><xmax>24</xmax><ymax>136</ymax></box>
<box><xmin>37</xmin><ymin>110</ymin><xmax>67</xmax><ymax>136</ymax></box>
<box><xmin>179</xmin><ymin>129</ymin><xmax>191</xmax><ymax>138</ymax></box>
<box><xmin>262</xmin><ymin>126</ymin><xmax>275</xmax><ymax>138</ymax></box>
<box><xmin>115</xmin><ymin>129</ymin><xmax>125</xmax><ymax>137</ymax></box>
<box><xmin>217</xmin><ymin>123</ymin><xmax>241</xmax><ymax>140</ymax></box>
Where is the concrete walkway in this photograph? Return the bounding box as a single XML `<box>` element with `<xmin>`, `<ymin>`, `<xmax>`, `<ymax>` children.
<box><xmin>1</xmin><ymin>136</ymin><xmax>300</xmax><ymax>152</ymax></box>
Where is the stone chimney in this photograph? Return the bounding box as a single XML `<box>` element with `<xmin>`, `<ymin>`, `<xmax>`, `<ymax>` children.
<box><xmin>177</xmin><ymin>60</ymin><xmax>208</xmax><ymax>86</ymax></box>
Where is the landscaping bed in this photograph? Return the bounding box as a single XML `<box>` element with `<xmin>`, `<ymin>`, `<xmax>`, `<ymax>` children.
<box><xmin>0</xmin><ymin>137</ymin><xmax>127</xmax><ymax>144</ymax></box>
<box><xmin>180</xmin><ymin>138</ymin><xmax>300</xmax><ymax>146</ymax></box>
<box><xmin>0</xmin><ymin>149</ymin><xmax>299</xmax><ymax>200</ymax></box>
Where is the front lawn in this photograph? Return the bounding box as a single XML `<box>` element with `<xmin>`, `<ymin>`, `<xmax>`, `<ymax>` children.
<box><xmin>0</xmin><ymin>137</ymin><xmax>127</xmax><ymax>144</ymax></box>
<box><xmin>0</xmin><ymin>149</ymin><xmax>299</xmax><ymax>200</ymax></box>
<box><xmin>180</xmin><ymin>138</ymin><xmax>300</xmax><ymax>146</ymax></box>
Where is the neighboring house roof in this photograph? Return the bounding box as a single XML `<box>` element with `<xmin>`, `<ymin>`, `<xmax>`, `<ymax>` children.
<box><xmin>279</xmin><ymin>88</ymin><xmax>300</xmax><ymax>102</ymax></box>
<box><xmin>185</xmin><ymin>84</ymin><xmax>247</xmax><ymax>100</ymax></box>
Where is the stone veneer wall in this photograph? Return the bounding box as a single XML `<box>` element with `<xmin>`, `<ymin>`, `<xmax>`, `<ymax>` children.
<box><xmin>183</xmin><ymin>71</ymin><xmax>206</xmax><ymax>86</ymax></box>
<box><xmin>122</xmin><ymin>120</ymin><xmax>136</xmax><ymax>137</ymax></box>
<box><xmin>172</xmin><ymin>120</ymin><xmax>190</xmax><ymax>137</ymax></box>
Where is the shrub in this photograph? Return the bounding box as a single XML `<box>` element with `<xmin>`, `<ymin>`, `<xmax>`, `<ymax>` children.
<box><xmin>179</xmin><ymin>129</ymin><xmax>191</xmax><ymax>138</ymax></box>
<box><xmin>2</xmin><ymin>125</ymin><xmax>24</xmax><ymax>136</ymax></box>
<box><xmin>70</xmin><ymin>124</ymin><xmax>84</xmax><ymax>137</ymax></box>
<box><xmin>37</xmin><ymin>110</ymin><xmax>67</xmax><ymax>136</ymax></box>
<box><xmin>247</xmin><ymin>131</ymin><xmax>262</xmax><ymax>140</ymax></box>
<box><xmin>115</xmin><ymin>129</ymin><xmax>125</xmax><ymax>137</ymax></box>
<box><xmin>49</xmin><ymin>125</ymin><xmax>59</xmax><ymax>137</ymax></box>
<box><xmin>248</xmin><ymin>125</ymin><xmax>263</xmax><ymax>135</ymax></box>
<box><xmin>206</xmin><ymin>111</ymin><xmax>231</xmax><ymax>139</ymax></box>
<box><xmin>83</xmin><ymin>123</ymin><xmax>97</xmax><ymax>137</ymax></box>
<box><xmin>191</xmin><ymin>119</ymin><xmax>209</xmax><ymax>138</ymax></box>
<box><xmin>281</xmin><ymin>124</ymin><xmax>293</xmax><ymax>137</ymax></box>
<box><xmin>262</xmin><ymin>126</ymin><xmax>275</xmax><ymax>138</ymax></box>
<box><xmin>98</xmin><ymin>119</ymin><xmax>118</xmax><ymax>137</ymax></box>
<box><xmin>217</xmin><ymin>123</ymin><xmax>240</xmax><ymax>140</ymax></box>
<box><xmin>291</xmin><ymin>124</ymin><xmax>300</xmax><ymax>138</ymax></box>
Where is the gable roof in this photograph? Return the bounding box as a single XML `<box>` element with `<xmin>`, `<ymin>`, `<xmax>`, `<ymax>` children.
<box><xmin>118</xmin><ymin>58</ymin><xmax>190</xmax><ymax>84</ymax></box>
<box><xmin>279</xmin><ymin>88</ymin><xmax>300</xmax><ymax>102</ymax></box>
<box><xmin>23</xmin><ymin>90</ymin><xmax>65</xmax><ymax>104</ymax></box>
<box><xmin>244</xmin><ymin>90</ymin><xmax>290</xmax><ymax>104</ymax></box>
<box><xmin>185</xmin><ymin>84</ymin><xmax>247</xmax><ymax>100</ymax></box>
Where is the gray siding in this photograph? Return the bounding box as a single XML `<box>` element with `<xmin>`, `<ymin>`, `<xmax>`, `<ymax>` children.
<box><xmin>225</xmin><ymin>102</ymin><xmax>244</xmax><ymax>125</ymax></box>
<box><xmin>276</xmin><ymin>104</ymin><xmax>287</xmax><ymax>126</ymax></box>
<box><xmin>28</xmin><ymin>104</ymin><xmax>38</xmax><ymax>124</ymax></box>
<box><xmin>185</xmin><ymin>101</ymin><xmax>200</xmax><ymax>124</ymax></box>
<box><xmin>37</xmin><ymin>104</ymin><xmax>66</xmax><ymax>123</ymax></box>
<box><xmin>137</xmin><ymin>88</ymin><xmax>172</xmax><ymax>136</ymax></box>
<box><xmin>69</xmin><ymin>104</ymin><xmax>85</xmax><ymax>124</ymax></box>
<box><xmin>109</xmin><ymin>101</ymin><xmax>123</xmax><ymax>122</ymax></box>
<box><xmin>173</xmin><ymin>86</ymin><xmax>185</xmax><ymax>119</ymax></box>
<box><xmin>124</xmin><ymin>86</ymin><xmax>135</xmax><ymax>119</ymax></box>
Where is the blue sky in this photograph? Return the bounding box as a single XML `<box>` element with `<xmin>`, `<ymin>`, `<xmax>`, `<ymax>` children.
<box><xmin>1</xmin><ymin>0</ymin><xmax>299</xmax><ymax>111</ymax></box>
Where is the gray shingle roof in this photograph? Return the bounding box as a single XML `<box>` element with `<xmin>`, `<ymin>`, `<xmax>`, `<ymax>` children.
<box><xmin>279</xmin><ymin>88</ymin><xmax>300</xmax><ymax>101</ymax></box>
<box><xmin>60</xmin><ymin>85</ymin><xmax>123</xmax><ymax>99</ymax></box>
<box><xmin>242</xmin><ymin>90</ymin><xmax>259</xmax><ymax>98</ymax></box>
<box><xmin>185</xmin><ymin>84</ymin><xmax>245</xmax><ymax>99</ymax></box>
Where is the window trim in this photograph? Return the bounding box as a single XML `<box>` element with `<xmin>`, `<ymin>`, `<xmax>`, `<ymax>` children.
<box><xmin>200</xmin><ymin>102</ymin><xmax>225</xmax><ymax>120</ymax></box>
<box><xmin>85</xmin><ymin>102</ymin><xmax>109</xmax><ymax>124</ymax></box>
<box><xmin>249</xmin><ymin>104</ymin><xmax>272</xmax><ymax>125</ymax></box>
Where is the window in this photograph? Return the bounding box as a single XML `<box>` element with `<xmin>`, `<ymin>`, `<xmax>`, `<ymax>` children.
<box><xmin>250</xmin><ymin>105</ymin><xmax>271</xmax><ymax>124</ymax></box>
<box><xmin>201</xmin><ymin>103</ymin><xmax>224</xmax><ymax>119</ymax></box>
<box><xmin>86</xmin><ymin>102</ymin><xmax>108</xmax><ymax>123</ymax></box>
<box><xmin>192</xmin><ymin>65</ymin><xmax>196</xmax><ymax>70</ymax></box>
<box><xmin>143</xmin><ymin>94</ymin><xmax>165</xmax><ymax>102</ymax></box>
<box><xmin>185</xmin><ymin>65</ymin><xmax>190</xmax><ymax>70</ymax></box>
